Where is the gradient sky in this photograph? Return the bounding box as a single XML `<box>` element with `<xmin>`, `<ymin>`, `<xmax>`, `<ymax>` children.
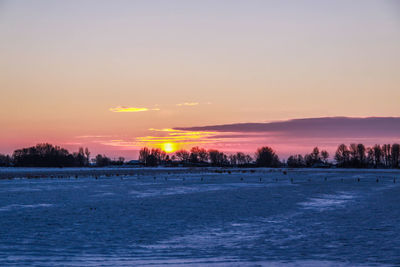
<box><xmin>1</xmin><ymin>0</ymin><xmax>399</xmax><ymax>159</ymax></box>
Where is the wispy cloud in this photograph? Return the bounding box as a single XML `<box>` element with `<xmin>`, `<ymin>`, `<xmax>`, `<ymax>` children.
<box><xmin>109</xmin><ymin>106</ymin><xmax>160</xmax><ymax>113</ymax></box>
<box><xmin>176</xmin><ymin>102</ymin><xmax>199</xmax><ymax>106</ymax></box>
<box><xmin>175</xmin><ymin>117</ymin><xmax>400</xmax><ymax>138</ymax></box>
<box><xmin>100</xmin><ymin>128</ymin><xmax>219</xmax><ymax>151</ymax></box>
<box><xmin>137</xmin><ymin>128</ymin><xmax>217</xmax><ymax>144</ymax></box>
<box><xmin>173</xmin><ymin>117</ymin><xmax>400</xmax><ymax>155</ymax></box>
<box><xmin>148</xmin><ymin>128</ymin><xmax>181</xmax><ymax>132</ymax></box>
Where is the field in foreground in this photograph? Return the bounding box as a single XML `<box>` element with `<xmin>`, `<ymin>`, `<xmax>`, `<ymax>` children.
<box><xmin>0</xmin><ymin>168</ymin><xmax>400</xmax><ymax>266</ymax></box>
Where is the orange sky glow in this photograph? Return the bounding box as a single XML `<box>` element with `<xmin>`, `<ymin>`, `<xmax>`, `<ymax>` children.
<box><xmin>1</xmin><ymin>1</ymin><xmax>399</xmax><ymax>159</ymax></box>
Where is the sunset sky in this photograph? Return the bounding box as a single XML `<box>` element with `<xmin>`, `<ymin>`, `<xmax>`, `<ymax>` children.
<box><xmin>1</xmin><ymin>0</ymin><xmax>399</xmax><ymax>159</ymax></box>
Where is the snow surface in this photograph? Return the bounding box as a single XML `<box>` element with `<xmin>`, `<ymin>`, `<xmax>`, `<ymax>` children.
<box><xmin>0</xmin><ymin>168</ymin><xmax>399</xmax><ymax>266</ymax></box>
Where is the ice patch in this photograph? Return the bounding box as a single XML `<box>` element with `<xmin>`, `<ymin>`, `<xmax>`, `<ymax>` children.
<box><xmin>129</xmin><ymin>183</ymin><xmax>267</xmax><ymax>198</ymax></box>
<box><xmin>299</xmin><ymin>192</ymin><xmax>355</xmax><ymax>211</ymax></box>
<box><xmin>1</xmin><ymin>187</ymin><xmax>41</xmax><ymax>192</ymax></box>
<box><xmin>143</xmin><ymin>220</ymin><xmax>266</xmax><ymax>252</ymax></box>
<box><xmin>0</xmin><ymin>203</ymin><xmax>54</xmax><ymax>212</ymax></box>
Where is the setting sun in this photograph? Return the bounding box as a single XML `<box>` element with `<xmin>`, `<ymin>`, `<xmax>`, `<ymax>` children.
<box><xmin>162</xmin><ymin>142</ymin><xmax>176</xmax><ymax>153</ymax></box>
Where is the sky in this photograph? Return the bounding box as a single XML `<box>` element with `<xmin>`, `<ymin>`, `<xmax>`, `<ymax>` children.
<box><xmin>1</xmin><ymin>0</ymin><xmax>399</xmax><ymax>159</ymax></box>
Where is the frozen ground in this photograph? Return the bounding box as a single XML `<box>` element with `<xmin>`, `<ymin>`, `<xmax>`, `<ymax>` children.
<box><xmin>0</xmin><ymin>168</ymin><xmax>400</xmax><ymax>266</ymax></box>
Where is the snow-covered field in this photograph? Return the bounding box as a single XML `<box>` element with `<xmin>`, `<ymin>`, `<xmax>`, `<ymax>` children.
<box><xmin>0</xmin><ymin>168</ymin><xmax>399</xmax><ymax>266</ymax></box>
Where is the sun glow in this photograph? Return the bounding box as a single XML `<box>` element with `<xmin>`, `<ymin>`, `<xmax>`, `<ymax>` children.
<box><xmin>100</xmin><ymin>129</ymin><xmax>219</xmax><ymax>152</ymax></box>
<box><xmin>162</xmin><ymin>142</ymin><xmax>176</xmax><ymax>153</ymax></box>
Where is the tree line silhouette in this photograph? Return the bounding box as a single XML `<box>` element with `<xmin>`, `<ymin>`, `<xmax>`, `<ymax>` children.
<box><xmin>138</xmin><ymin>146</ymin><xmax>291</xmax><ymax>167</ymax></box>
<box><xmin>123</xmin><ymin>143</ymin><xmax>400</xmax><ymax>169</ymax></box>
<box><xmin>0</xmin><ymin>143</ymin><xmax>124</xmax><ymax>167</ymax></box>
<box><xmin>334</xmin><ymin>143</ymin><xmax>399</xmax><ymax>168</ymax></box>
<box><xmin>286</xmin><ymin>143</ymin><xmax>400</xmax><ymax>168</ymax></box>
<box><xmin>1</xmin><ymin>143</ymin><xmax>399</xmax><ymax>168</ymax></box>
<box><xmin>138</xmin><ymin>146</ymin><xmax>258</xmax><ymax>167</ymax></box>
